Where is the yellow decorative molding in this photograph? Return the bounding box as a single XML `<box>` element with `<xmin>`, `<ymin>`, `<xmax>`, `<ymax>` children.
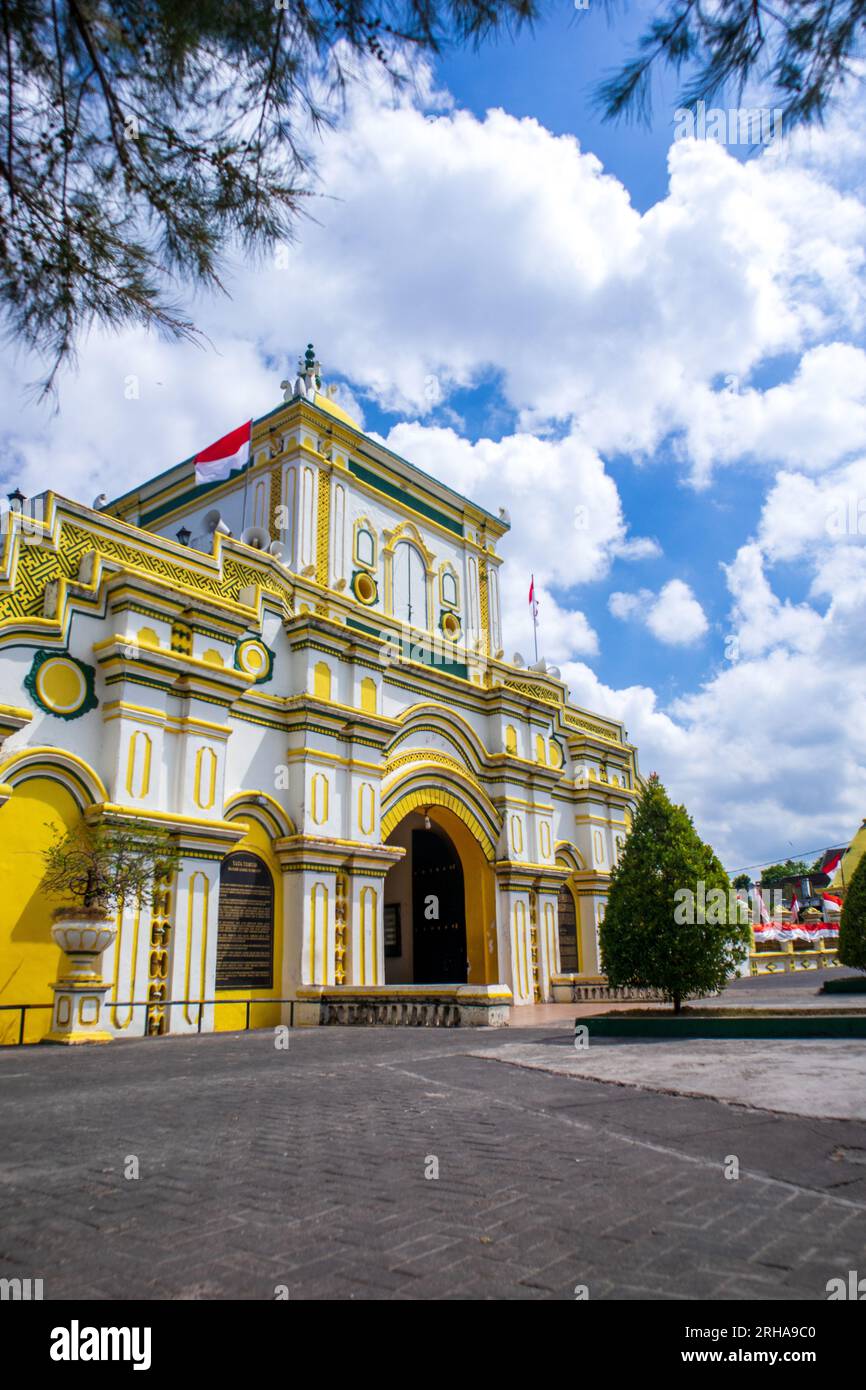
<box><xmin>478</xmin><ymin>556</ymin><xmax>489</xmax><ymax>655</ymax></box>
<box><xmin>313</xmin><ymin>660</ymin><xmax>332</xmax><ymax>701</ymax></box>
<box><xmin>563</xmin><ymin>709</ymin><xmax>623</xmax><ymax>743</ymax></box>
<box><xmin>194</xmin><ymin>745</ymin><xmax>218</xmax><ymax>811</ymax></box>
<box><xmin>183</xmin><ymin>870</ymin><xmax>211</xmax><ymax>1026</ymax></box>
<box><xmin>125</xmin><ymin>730</ymin><xmax>152</xmax><ymax>800</ymax></box>
<box><xmin>0</xmin><ymin>504</ymin><xmax>295</xmax><ymax>634</ymax></box>
<box><xmin>311</xmin><ymin>771</ymin><xmax>329</xmax><ymax>825</ymax></box>
<box><xmin>0</xmin><ymin>745</ymin><xmax>108</xmax><ymax>808</ymax></box>
<box><xmin>359</xmin><ymin>676</ymin><xmax>377</xmax><ymax>714</ymax></box>
<box><xmin>385</xmin><ymin>747</ymin><xmax>476</xmax><ymax>782</ymax></box>
<box><xmin>358</xmin><ymin>781</ymin><xmax>376</xmax><ymax>836</ymax></box>
<box><xmin>310</xmin><ymin>881</ymin><xmax>329</xmax><ymax>984</ymax></box>
<box><xmin>503</xmin><ymin>677</ymin><xmax>562</xmax><ymax>706</ymax></box>
<box><xmin>315</xmin><ymin>468</ymin><xmax>331</xmax><ymax>588</ymax></box>
<box><xmin>360</xmin><ymin>884</ymin><xmax>378</xmax><ymax>985</ymax></box>
<box><xmin>380</xmin><ymin>786</ymin><xmax>496</xmax><ymax>862</ymax></box>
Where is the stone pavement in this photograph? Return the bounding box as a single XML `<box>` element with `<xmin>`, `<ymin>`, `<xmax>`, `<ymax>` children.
<box><xmin>481</xmin><ymin>1039</ymin><xmax>866</xmax><ymax>1120</ymax></box>
<box><xmin>2</xmin><ymin>1025</ymin><xmax>866</xmax><ymax>1300</ymax></box>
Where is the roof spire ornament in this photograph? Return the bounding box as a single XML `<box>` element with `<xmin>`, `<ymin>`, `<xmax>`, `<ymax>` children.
<box><xmin>281</xmin><ymin>343</ymin><xmax>323</xmax><ymax>402</ymax></box>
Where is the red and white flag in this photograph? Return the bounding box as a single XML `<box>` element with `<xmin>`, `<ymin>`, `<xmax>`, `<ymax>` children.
<box><xmin>194</xmin><ymin>419</ymin><xmax>252</xmax><ymax>487</ymax></box>
<box><xmin>790</xmin><ymin>891</ymin><xmax>800</xmax><ymax>923</ymax></box>
<box><xmin>823</xmin><ymin>893</ymin><xmax>843</xmax><ymax>913</ymax></box>
<box><xmin>821</xmin><ymin>847</ymin><xmax>845</xmax><ymax>877</ymax></box>
<box><xmin>528</xmin><ymin>574</ymin><xmax>538</xmax><ymax>617</ymax></box>
<box><xmin>753</xmin><ymin>882</ymin><xmax>770</xmax><ymax>924</ymax></box>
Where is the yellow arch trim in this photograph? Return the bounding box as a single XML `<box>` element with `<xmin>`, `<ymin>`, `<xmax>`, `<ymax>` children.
<box><xmin>0</xmin><ymin>746</ymin><xmax>107</xmax><ymax>811</ymax></box>
<box><xmin>555</xmin><ymin>840</ymin><xmax>587</xmax><ymax>873</ymax></box>
<box><xmin>389</xmin><ymin>701</ymin><xmax>488</xmax><ymax>772</ymax></box>
<box><xmin>382</xmin><ymin>520</ymin><xmax>436</xmax><ymax>568</ymax></box>
<box><xmin>385</xmin><ymin>746</ymin><xmax>479</xmax><ymax>786</ymax></box>
<box><xmin>380</xmin><ymin>770</ymin><xmax>499</xmax><ymax>862</ymax></box>
<box><xmin>224</xmin><ymin>791</ymin><xmax>297</xmax><ymax>840</ymax></box>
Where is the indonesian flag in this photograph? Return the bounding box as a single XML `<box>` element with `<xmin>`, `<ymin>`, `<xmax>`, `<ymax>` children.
<box><xmin>820</xmin><ymin>847</ymin><xmax>845</xmax><ymax>877</ymax></box>
<box><xmin>528</xmin><ymin>574</ymin><xmax>538</xmax><ymax>618</ymax></box>
<box><xmin>753</xmin><ymin>883</ymin><xmax>770</xmax><ymax>924</ymax></box>
<box><xmin>194</xmin><ymin>420</ymin><xmax>251</xmax><ymax>486</ymax></box>
<box><xmin>790</xmin><ymin>891</ymin><xmax>800</xmax><ymax>923</ymax></box>
<box><xmin>823</xmin><ymin>893</ymin><xmax>844</xmax><ymax>913</ymax></box>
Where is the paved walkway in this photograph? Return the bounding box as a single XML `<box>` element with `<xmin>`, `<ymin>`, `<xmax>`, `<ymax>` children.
<box><xmin>483</xmin><ymin>1039</ymin><xmax>866</xmax><ymax>1119</ymax></box>
<box><xmin>2</xmin><ymin>1025</ymin><xmax>865</xmax><ymax>1300</ymax></box>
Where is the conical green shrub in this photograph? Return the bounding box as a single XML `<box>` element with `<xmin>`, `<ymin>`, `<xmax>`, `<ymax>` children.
<box><xmin>600</xmin><ymin>773</ymin><xmax>750</xmax><ymax>1011</ymax></box>
<box><xmin>839</xmin><ymin>852</ymin><xmax>866</xmax><ymax>972</ymax></box>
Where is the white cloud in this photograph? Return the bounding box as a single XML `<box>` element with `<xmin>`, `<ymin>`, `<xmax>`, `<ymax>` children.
<box><xmin>758</xmin><ymin>457</ymin><xmax>866</xmax><ymax>562</ymax></box>
<box><xmin>608</xmin><ymin>579</ymin><xmax>708</xmax><ymax>645</ymax></box>
<box><xmin>724</xmin><ymin>544</ymin><xmax>825</xmax><ymax>658</ymax></box>
<box><xmin>647</xmin><ymin>580</ymin><xmax>709</xmax><ymax>644</ymax></box>
<box><xmin>379</xmin><ymin>423</ymin><xmax>653</xmax><ymax>590</ymax></box>
<box><xmin>1</xmin><ymin>51</ymin><xmax>865</xmax><ymax>869</ymax></box>
<box><xmin>681</xmin><ymin>345</ymin><xmax>866</xmax><ymax>483</ymax></box>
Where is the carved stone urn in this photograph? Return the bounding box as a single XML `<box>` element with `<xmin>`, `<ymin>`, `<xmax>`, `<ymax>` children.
<box><xmin>43</xmin><ymin>910</ymin><xmax>118</xmax><ymax>1044</ymax></box>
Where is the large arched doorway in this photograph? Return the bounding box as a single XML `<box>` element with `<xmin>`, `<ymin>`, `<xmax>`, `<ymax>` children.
<box><xmin>383</xmin><ymin>813</ymin><xmax>467</xmax><ymax>984</ymax></box>
<box><xmin>382</xmin><ymin>799</ymin><xmax>498</xmax><ymax>986</ymax></box>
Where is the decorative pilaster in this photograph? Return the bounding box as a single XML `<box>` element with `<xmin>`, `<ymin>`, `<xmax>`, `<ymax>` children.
<box><xmin>478</xmin><ymin>555</ymin><xmax>490</xmax><ymax>656</ymax></box>
<box><xmin>146</xmin><ymin>875</ymin><xmax>173</xmax><ymax>1035</ymax></box>
<box><xmin>315</xmin><ymin>466</ymin><xmax>331</xmax><ymax>590</ymax></box>
<box><xmin>269</xmin><ymin>463</ymin><xmax>282</xmax><ymax>541</ymax></box>
<box><xmin>334</xmin><ymin>871</ymin><xmax>348</xmax><ymax>984</ymax></box>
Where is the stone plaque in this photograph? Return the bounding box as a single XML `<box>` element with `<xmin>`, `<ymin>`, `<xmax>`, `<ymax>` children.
<box><xmin>216</xmin><ymin>852</ymin><xmax>274</xmax><ymax>989</ymax></box>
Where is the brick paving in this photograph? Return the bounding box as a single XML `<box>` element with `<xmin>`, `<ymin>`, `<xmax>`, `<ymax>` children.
<box><xmin>1</xmin><ymin>1026</ymin><xmax>865</xmax><ymax>1300</ymax></box>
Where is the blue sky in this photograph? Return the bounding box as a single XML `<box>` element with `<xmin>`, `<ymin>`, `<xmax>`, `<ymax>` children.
<box><xmin>349</xmin><ymin>11</ymin><xmax>810</xmax><ymax>713</ymax></box>
<box><xmin>438</xmin><ymin>4</ymin><xmax>681</xmax><ymax>210</ymax></box>
<box><xmin>2</xmin><ymin>9</ymin><xmax>866</xmax><ymax>869</ymax></box>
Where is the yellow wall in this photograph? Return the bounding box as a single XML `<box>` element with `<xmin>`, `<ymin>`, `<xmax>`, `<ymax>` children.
<box><xmin>214</xmin><ymin>817</ymin><xmax>284</xmax><ymax>1032</ymax></box>
<box><xmin>0</xmin><ymin>777</ymin><xmax>79</xmax><ymax>1043</ymax></box>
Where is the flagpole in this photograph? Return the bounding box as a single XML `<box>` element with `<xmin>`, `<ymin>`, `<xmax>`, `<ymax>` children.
<box><xmin>530</xmin><ymin>573</ymin><xmax>539</xmax><ymax>663</ymax></box>
<box><xmin>241</xmin><ymin>456</ymin><xmax>251</xmax><ymax>535</ymax></box>
<box><xmin>240</xmin><ymin>422</ymin><xmax>253</xmax><ymax>535</ymax></box>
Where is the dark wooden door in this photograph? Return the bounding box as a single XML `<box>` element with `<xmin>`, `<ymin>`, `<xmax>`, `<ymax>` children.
<box><xmin>412</xmin><ymin>828</ymin><xmax>467</xmax><ymax>983</ymax></box>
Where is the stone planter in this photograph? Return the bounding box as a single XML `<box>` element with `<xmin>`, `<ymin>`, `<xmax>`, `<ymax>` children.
<box><xmin>43</xmin><ymin>913</ymin><xmax>117</xmax><ymax>1044</ymax></box>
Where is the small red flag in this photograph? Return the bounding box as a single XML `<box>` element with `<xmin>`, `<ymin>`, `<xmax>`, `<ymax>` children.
<box><xmin>194</xmin><ymin>419</ymin><xmax>252</xmax><ymax>486</ymax></box>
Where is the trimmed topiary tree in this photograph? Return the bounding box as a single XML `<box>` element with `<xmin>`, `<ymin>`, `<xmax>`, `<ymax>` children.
<box><xmin>600</xmin><ymin>773</ymin><xmax>750</xmax><ymax>1012</ymax></box>
<box><xmin>839</xmin><ymin>853</ymin><xmax>866</xmax><ymax>972</ymax></box>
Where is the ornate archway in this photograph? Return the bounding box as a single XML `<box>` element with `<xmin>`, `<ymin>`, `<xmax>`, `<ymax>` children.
<box><xmin>381</xmin><ymin>786</ymin><xmax>499</xmax><ymax>987</ymax></box>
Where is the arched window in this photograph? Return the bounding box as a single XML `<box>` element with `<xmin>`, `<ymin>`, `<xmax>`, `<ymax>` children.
<box><xmin>441</xmin><ymin>567</ymin><xmax>459</xmax><ymax>609</ymax></box>
<box><xmin>393</xmin><ymin>541</ymin><xmax>427</xmax><ymax>627</ymax></box>
<box><xmin>355</xmin><ymin>524</ymin><xmax>376</xmax><ymax>569</ymax></box>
